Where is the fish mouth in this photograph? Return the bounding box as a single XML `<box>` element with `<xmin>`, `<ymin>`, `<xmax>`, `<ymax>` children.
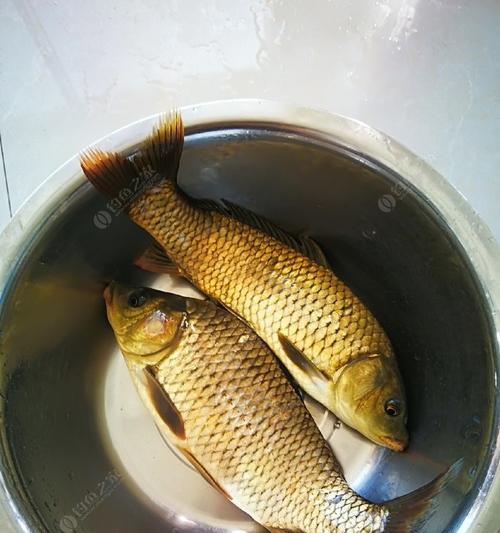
<box><xmin>103</xmin><ymin>281</ymin><xmax>115</xmax><ymax>306</ymax></box>
<box><xmin>379</xmin><ymin>435</ymin><xmax>408</xmax><ymax>452</ymax></box>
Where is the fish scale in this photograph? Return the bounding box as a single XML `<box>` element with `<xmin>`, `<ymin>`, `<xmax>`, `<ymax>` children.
<box><xmin>85</xmin><ymin>112</ymin><xmax>410</xmax><ymax>450</ymax></box>
<box><xmin>143</xmin><ymin>184</ymin><xmax>374</xmax><ymax>372</ymax></box>
<box><xmin>149</xmin><ymin>299</ymin><xmax>386</xmax><ymax>532</ymax></box>
<box><xmin>86</xmin><ymin>118</ymin><xmax>458</xmax><ymax>531</ymax></box>
<box><xmin>130</xmin><ymin>181</ymin><xmax>391</xmax><ymax>381</ymax></box>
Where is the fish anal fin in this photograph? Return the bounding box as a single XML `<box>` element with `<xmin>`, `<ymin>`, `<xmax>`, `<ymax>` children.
<box><xmin>81</xmin><ymin>111</ymin><xmax>184</xmax><ymax>199</ymax></box>
<box><xmin>180</xmin><ymin>448</ymin><xmax>232</xmax><ymax>501</ymax></box>
<box><xmin>143</xmin><ymin>366</ymin><xmax>186</xmax><ymax>440</ymax></box>
<box><xmin>135</xmin><ymin>242</ymin><xmax>181</xmax><ymax>276</ymax></box>
<box><xmin>278</xmin><ymin>333</ymin><xmax>330</xmax><ymax>390</ymax></box>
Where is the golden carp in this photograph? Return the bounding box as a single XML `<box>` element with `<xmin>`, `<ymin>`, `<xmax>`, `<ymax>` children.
<box><xmin>104</xmin><ymin>282</ymin><xmax>458</xmax><ymax>533</ymax></box>
<box><xmin>81</xmin><ymin>112</ymin><xmax>408</xmax><ymax>451</ymax></box>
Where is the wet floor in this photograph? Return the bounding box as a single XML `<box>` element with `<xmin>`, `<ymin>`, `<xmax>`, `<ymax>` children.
<box><xmin>0</xmin><ymin>1</ymin><xmax>499</xmax><ymax>239</ymax></box>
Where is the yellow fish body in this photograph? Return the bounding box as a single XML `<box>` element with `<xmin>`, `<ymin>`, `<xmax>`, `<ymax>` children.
<box><xmin>104</xmin><ymin>282</ymin><xmax>457</xmax><ymax>533</ymax></box>
<box><xmin>82</xmin><ymin>113</ymin><xmax>407</xmax><ymax>450</ymax></box>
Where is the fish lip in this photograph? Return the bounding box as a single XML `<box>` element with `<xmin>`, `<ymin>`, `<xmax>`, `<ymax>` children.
<box><xmin>103</xmin><ymin>282</ymin><xmax>115</xmax><ymax>306</ymax></box>
<box><xmin>379</xmin><ymin>435</ymin><xmax>408</xmax><ymax>452</ymax></box>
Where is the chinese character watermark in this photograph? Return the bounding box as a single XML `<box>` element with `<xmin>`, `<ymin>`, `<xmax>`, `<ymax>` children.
<box><xmin>377</xmin><ymin>182</ymin><xmax>409</xmax><ymax>213</ymax></box>
<box><xmin>92</xmin><ymin>166</ymin><xmax>161</xmax><ymax>230</ymax></box>
<box><xmin>58</xmin><ymin>469</ymin><xmax>122</xmax><ymax>532</ymax></box>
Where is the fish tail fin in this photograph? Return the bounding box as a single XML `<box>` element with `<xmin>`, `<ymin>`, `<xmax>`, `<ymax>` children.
<box><xmin>384</xmin><ymin>459</ymin><xmax>463</xmax><ymax>532</ymax></box>
<box><xmin>80</xmin><ymin>110</ymin><xmax>184</xmax><ymax>199</ymax></box>
<box><xmin>134</xmin><ymin>110</ymin><xmax>184</xmax><ymax>179</ymax></box>
<box><xmin>80</xmin><ymin>149</ymin><xmax>137</xmax><ymax>198</ymax></box>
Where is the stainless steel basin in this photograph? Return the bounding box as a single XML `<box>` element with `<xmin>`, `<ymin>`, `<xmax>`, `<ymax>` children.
<box><xmin>0</xmin><ymin>100</ymin><xmax>498</xmax><ymax>532</ymax></box>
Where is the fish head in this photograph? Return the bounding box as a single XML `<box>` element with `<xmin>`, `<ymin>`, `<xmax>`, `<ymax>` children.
<box><xmin>333</xmin><ymin>354</ymin><xmax>408</xmax><ymax>452</ymax></box>
<box><xmin>103</xmin><ymin>282</ymin><xmax>188</xmax><ymax>364</ymax></box>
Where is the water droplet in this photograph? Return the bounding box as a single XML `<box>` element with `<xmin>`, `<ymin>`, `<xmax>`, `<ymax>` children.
<box><xmin>362</xmin><ymin>228</ymin><xmax>377</xmax><ymax>241</ymax></box>
<box><xmin>462</xmin><ymin>419</ymin><xmax>482</xmax><ymax>442</ymax></box>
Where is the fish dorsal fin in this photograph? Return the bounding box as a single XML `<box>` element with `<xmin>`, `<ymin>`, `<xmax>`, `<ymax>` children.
<box><xmin>135</xmin><ymin>241</ymin><xmax>181</xmax><ymax>275</ymax></box>
<box><xmin>277</xmin><ymin>333</ymin><xmax>330</xmax><ymax>391</ymax></box>
<box><xmin>296</xmin><ymin>232</ymin><xmax>330</xmax><ymax>268</ymax></box>
<box><xmin>143</xmin><ymin>366</ymin><xmax>186</xmax><ymax>440</ymax></box>
<box><xmin>195</xmin><ymin>197</ymin><xmax>330</xmax><ymax>267</ymax></box>
<box><xmin>221</xmin><ymin>199</ymin><xmax>303</xmax><ymax>254</ymax></box>
<box><xmin>180</xmin><ymin>448</ymin><xmax>232</xmax><ymax>500</ymax></box>
<box><xmin>191</xmin><ymin>198</ymin><xmax>226</xmax><ymax>213</ymax></box>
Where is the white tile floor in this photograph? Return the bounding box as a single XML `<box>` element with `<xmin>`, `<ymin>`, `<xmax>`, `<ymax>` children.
<box><xmin>0</xmin><ymin>0</ymin><xmax>499</xmax><ymax>239</ymax></box>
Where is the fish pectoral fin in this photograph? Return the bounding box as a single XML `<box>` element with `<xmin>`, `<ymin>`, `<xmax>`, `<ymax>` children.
<box><xmin>143</xmin><ymin>366</ymin><xmax>231</xmax><ymax>502</ymax></box>
<box><xmin>278</xmin><ymin>333</ymin><xmax>330</xmax><ymax>393</ymax></box>
<box><xmin>180</xmin><ymin>448</ymin><xmax>232</xmax><ymax>501</ymax></box>
<box><xmin>135</xmin><ymin>241</ymin><xmax>182</xmax><ymax>276</ymax></box>
<box><xmin>143</xmin><ymin>366</ymin><xmax>186</xmax><ymax>440</ymax></box>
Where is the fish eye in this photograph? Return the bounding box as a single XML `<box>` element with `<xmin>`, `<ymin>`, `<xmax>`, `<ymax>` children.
<box><xmin>384</xmin><ymin>399</ymin><xmax>401</xmax><ymax>417</ymax></box>
<box><xmin>128</xmin><ymin>290</ymin><xmax>147</xmax><ymax>308</ymax></box>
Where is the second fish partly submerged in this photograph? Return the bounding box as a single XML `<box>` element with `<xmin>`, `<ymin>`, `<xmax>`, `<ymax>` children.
<box><xmin>81</xmin><ymin>112</ymin><xmax>407</xmax><ymax>451</ymax></box>
<box><xmin>105</xmin><ymin>282</ymin><xmax>457</xmax><ymax>533</ymax></box>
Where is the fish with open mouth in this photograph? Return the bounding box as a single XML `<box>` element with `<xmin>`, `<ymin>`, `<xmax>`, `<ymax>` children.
<box><xmin>104</xmin><ymin>282</ymin><xmax>459</xmax><ymax>533</ymax></box>
<box><xmin>81</xmin><ymin>112</ymin><xmax>407</xmax><ymax>451</ymax></box>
